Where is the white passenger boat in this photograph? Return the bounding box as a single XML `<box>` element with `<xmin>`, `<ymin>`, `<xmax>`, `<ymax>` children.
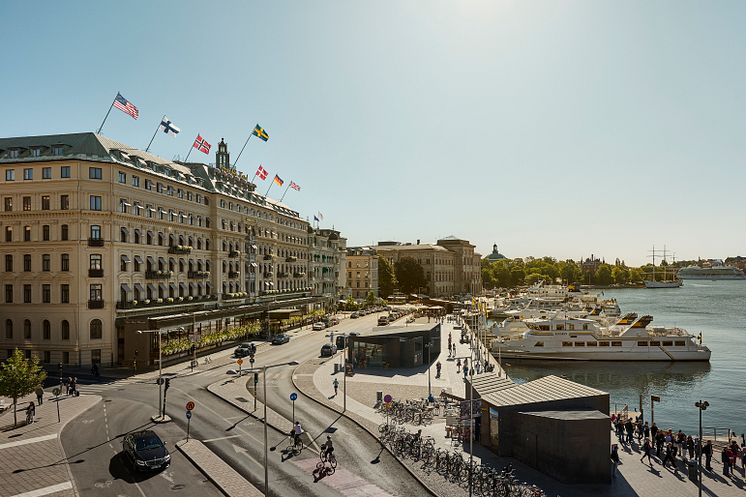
<box><xmin>677</xmin><ymin>265</ymin><xmax>746</xmax><ymax>280</ymax></box>
<box><xmin>492</xmin><ymin>315</ymin><xmax>710</xmax><ymax>362</ymax></box>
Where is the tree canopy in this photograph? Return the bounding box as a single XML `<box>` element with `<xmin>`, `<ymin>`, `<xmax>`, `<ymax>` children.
<box><xmin>378</xmin><ymin>256</ymin><xmax>397</xmax><ymax>298</ymax></box>
<box><xmin>394</xmin><ymin>257</ymin><xmax>427</xmax><ymax>294</ymax></box>
<box><xmin>0</xmin><ymin>349</ymin><xmax>47</xmax><ymax>427</ymax></box>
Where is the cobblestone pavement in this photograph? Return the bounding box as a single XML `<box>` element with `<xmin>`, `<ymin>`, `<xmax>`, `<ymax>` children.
<box><xmin>0</xmin><ymin>393</ymin><xmax>100</xmax><ymax>497</ymax></box>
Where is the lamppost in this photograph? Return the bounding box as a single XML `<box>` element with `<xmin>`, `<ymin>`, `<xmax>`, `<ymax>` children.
<box><xmin>695</xmin><ymin>400</ymin><xmax>709</xmax><ymax>497</ymax></box>
<box><xmin>425</xmin><ymin>341</ymin><xmax>432</xmax><ymax>401</ymax></box>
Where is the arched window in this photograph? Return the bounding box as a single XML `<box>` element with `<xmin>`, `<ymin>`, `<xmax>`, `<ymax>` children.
<box><xmin>197</xmin><ymin>238</ymin><xmax>202</xmax><ymax>250</ymax></box>
<box><xmin>24</xmin><ymin>319</ymin><xmax>31</xmax><ymax>339</ymax></box>
<box><xmin>169</xmin><ymin>234</ymin><xmax>175</xmax><ymax>247</ymax></box>
<box><xmin>61</xmin><ymin>320</ymin><xmax>70</xmax><ymax>340</ymax></box>
<box><xmin>179</xmin><ymin>235</ymin><xmax>184</xmax><ymax>246</ymax></box>
<box><xmin>90</xmin><ymin>319</ymin><xmax>103</xmax><ymax>340</ymax></box>
<box><xmin>120</xmin><ymin>227</ymin><xmax>128</xmax><ymax>243</ymax></box>
<box><xmin>169</xmin><ymin>258</ymin><xmax>175</xmax><ymax>272</ymax></box>
<box><xmin>134</xmin><ymin>229</ymin><xmax>141</xmax><ymax>244</ymax></box>
<box><xmin>158</xmin><ymin>232</ymin><xmax>164</xmax><ymax>246</ymax></box>
<box><xmin>147</xmin><ymin>231</ymin><xmax>153</xmax><ymax>245</ymax></box>
<box><xmin>205</xmin><ymin>239</ymin><xmax>210</xmax><ymax>250</ymax></box>
<box><xmin>206</xmin><ymin>217</ymin><xmax>211</xmax><ymax>228</ymax></box>
<box><xmin>187</xmin><ymin>236</ymin><xmax>193</xmax><ymax>247</ymax></box>
<box><xmin>222</xmin><ymin>241</ymin><xmax>227</xmax><ymax>251</ymax></box>
<box><xmin>4</xmin><ymin>319</ymin><xmax>12</xmax><ymax>339</ymax></box>
<box><xmin>205</xmin><ymin>260</ymin><xmax>211</xmax><ymax>272</ymax></box>
<box><xmin>43</xmin><ymin>320</ymin><xmax>51</xmax><ymax>340</ymax></box>
<box><xmin>179</xmin><ymin>259</ymin><xmax>185</xmax><ymax>272</ymax></box>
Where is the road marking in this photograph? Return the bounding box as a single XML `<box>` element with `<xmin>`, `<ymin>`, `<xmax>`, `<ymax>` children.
<box><xmin>10</xmin><ymin>481</ymin><xmax>73</xmax><ymax>497</ymax></box>
<box><xmin>202</xmin><ymin>435</ymin><xmax>243</xmax><ymax>443</ymax></box>
<box><xmin>0</xmin><ymin>433</ymin><xmax>57</xmax><ymax>450</ymax></box>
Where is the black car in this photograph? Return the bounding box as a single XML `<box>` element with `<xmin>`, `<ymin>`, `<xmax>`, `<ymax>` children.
<box><xmin>271</xmin><ymin>334</ymin><xmax>290</xmax><ymax>345</ymax></box>
<box><xmin>122</xmin><ymin>430</ymin><xmax>170</xmax><ymax>471</ymax></box>
<box><xmin>234</xmin><ymin>342</ymin><xmax>257</xmax><ymax>358</ymax></box>
<box><xmin>320</xmin><ymin>343</ymin><xmax>338</xmax><ymax>357</ymax></box>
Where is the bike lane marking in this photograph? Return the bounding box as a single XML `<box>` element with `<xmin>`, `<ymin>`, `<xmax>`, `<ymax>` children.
<box><xmin>292</xmin><ymin>457</ymin><xmax>396</xmax><ymax>497</ymax></box>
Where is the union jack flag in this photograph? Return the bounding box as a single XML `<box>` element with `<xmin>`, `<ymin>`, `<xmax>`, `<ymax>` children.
<box><xmin>256</xmin><ymin>165</ymin><xmax>268</xmax><ymax>180</ymax></box>
<box><xmin>193</xmin><ymin>135</ymin><xmax>211</xmax><ymax>154</ymax></box>
<box><xmin>290</xmin><ymin>181</ymin><xmax>301</xmax><ymax>191</ymax></box>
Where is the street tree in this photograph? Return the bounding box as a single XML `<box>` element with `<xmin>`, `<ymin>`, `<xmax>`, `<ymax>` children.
<box><xmin>0</xmin><ymin>349</ymin><xmax>47</xmax><ymax>427</ymax></box>
<box><xmin>595</xmin><ymin>264</ymin><xmax>613</xmax><ymax>286</ymax></box>
<box><xmin>378</xmin><ymin>256</ymin><xmax>397</xmax><ymax>298</ymax></box>
<box><xmin>365</xmin><ymin>291</ymin><xmax>376</xmax><ymax>306</ymax></box>
<box><xmin>395</xmin><ymin>257</ymin><xmax>427</xmax><ymax>294</ymax></box>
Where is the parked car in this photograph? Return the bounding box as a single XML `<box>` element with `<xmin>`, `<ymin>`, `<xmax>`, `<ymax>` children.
<box><xmin>312</xmin><ymin>322</ymin><xmax>326</xmax><ymax>331</ymax></box>
<box><xmin>377</xmin><ymin>316</ymin><xmax>389</xmax><ymax>326</ymax></box>
<box><xmin>271</xmin><ymin>334</ymin><xmax>290</xmax><ymax>345</ymax></box>
<box><xmin>320</xmin><ymin>343</ymin><xmax>338</xmax><ymax>357</ymax></box>
<box><xmin>122</xmin><ymin>430</ymin><xmax>170</xmax><ymax>471</ymax></box>
<box><xmin>234</xmin><ymin>342</ymin><xmax>257</xmax><ymax>358</ymax></box>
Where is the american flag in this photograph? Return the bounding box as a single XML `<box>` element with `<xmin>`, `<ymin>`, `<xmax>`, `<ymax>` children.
<box><xmin>113</xmin><ymin>93</ymin><xmax>139</xmax><ymax>120</ymax></box>
<box><xmin>256</xmin><ymin>165</ymin><xmax>268</xmax><ymax>180</ymax></box>
<box><xmin>193</xmin><ymin>135</ymin><xmax>211</xmax><ymax>154</ymax></box>
<box><xmin>290</xmin><ymin>181</ymin><xmax>301</xmax><ymax>191</ymax></box>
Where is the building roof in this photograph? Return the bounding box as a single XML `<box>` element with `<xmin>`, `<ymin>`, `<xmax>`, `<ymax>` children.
<box><xmin>469</xmin><ymin>373</ymin><xmax>516</xmax><ymax>397</ymax></box>
<box><xmin>355</xmin><ymin>324</ymin><xmax>438</xmax><ymax>339</ymax></box>
<box><xmin>485</xmin><ymin>243</ymin><xmax>507</xmax><ymax>261</ymax></box>
<box><xmin>481</xmin><ymin>375</ymin><xmax>607</xmax><ymax>408</ymax></box>
<box><xmin>518</xmin><ymin>410</ymin><xmax>609</xmax><ymax>421</ymax></box>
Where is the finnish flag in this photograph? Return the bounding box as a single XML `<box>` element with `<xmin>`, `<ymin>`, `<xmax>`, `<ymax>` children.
<box><xmin>160</xmin><ymin>117</ymin><xmax>180</xmax><ymax>136</ymax></box>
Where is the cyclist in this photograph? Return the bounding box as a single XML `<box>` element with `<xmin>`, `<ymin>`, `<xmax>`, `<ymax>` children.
<box><xmin>26</xmin><ymin>402</ymin><xmax>35</xmax><ymax>424</ymax></box>
<box><xmin>291</xmin><ymin>421</ymin><xmax>303</xmax><ymax>447</ymax></box>
<box><xmin>321</xmin><ymin>435</ymin><xmax>334</xmax><ymax>461</ymax></box>
<box><xmin>332</xmin><ymin>378</ymin><xmax>339</xmax><ymax>396</ymax></box>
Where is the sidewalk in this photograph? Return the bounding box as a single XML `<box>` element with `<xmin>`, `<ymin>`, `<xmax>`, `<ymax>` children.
<box><xmin>0</xmin><ymin>392</ymin><xmax>100</xmax><ymax>497</ymax></box>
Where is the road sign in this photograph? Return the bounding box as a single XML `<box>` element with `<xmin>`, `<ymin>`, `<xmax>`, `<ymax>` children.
<box><xmin>651</xmin><ymin>395</ymin><xmax>661</xmax><ymax>402</ymax></box>
<box><xmin>156</xmin><ymin>377</ymin><xmax>164</xmax><ymax>385</ymax></box>
<box><xmin>249</xmin><ymin>357</ymin><xmax>255</xmax><ymax>364</ymax></box>
<box><xmin>186</xmin><ymin>410</ymin><xmax>192</xmax><ymax>419</ymax></box>
<box><xmin>186</xmin><ymin>401</ymin><xmax>195</xmax><ymax>411</ymax></box>
<box><xmin>236</xmin><ymin>358</ymin><xmax>244</xmax><ymax>366</ymax></box>
<box><xmin>290</xmin><ymin>392</ymin><xmax>298</xmax><ymax>401</ymax></box>
<box><xmin>383</xmin><ymin>394</ymin><xmax>392</xmax><ymax>403</ymax></box>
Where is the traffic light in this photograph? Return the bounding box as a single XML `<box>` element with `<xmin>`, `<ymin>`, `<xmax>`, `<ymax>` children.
<box><xmin>253</xmin><ymin>372</ymin><xmax>259</xmax><ymax>385</ymax></box>
<box><xmin>164</xmin><ymin>378</ymin><xmax>171</xmax><ymax>392</ymax></box>
<box><xmin>190</xmin><ymin>344</ymin><xmax>196</xmax><ymax>355</ymax></box>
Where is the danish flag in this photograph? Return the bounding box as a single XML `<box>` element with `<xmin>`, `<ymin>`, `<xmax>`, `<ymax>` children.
<box><xmin>256</xmin><ymin>165</ymin><xmax>268</xmax><ymax>180</ymax></box>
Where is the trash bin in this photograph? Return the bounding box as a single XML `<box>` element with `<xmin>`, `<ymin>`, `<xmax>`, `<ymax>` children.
<box><xmin>333</xmin><ymin>363</ymin><xmax>340</xmax><ymax>373</ymax></box>
<box><xmin>376</xmin><ymin>391</ymin><xmax>383</xmax><ymax>405</ymax></box>
<box><xmin>687</xmin><ymin>459</ymin><xmax>698</xmax><ymax>482</ymax></box>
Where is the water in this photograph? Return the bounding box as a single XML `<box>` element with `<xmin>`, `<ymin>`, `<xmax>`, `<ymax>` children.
<box><xmin>500</xmin><ymin>280</ymin><xmax>746</xmax><ymax>436</ymax></box>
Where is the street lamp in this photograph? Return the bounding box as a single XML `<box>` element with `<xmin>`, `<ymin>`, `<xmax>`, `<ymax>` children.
<box><xmin>695</xmin><ymin>400</ymin><xmax>709</xmax><ymax>497</ymax></box>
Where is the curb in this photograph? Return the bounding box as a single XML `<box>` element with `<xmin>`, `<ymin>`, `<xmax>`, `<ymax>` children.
<box><xmin>204</xmin><ymin>383</ymin><xmax>288</xmax><ymax>438</ymax></box>
<box><xmin>55</xmin><ymin>395</ymin><xmax>103</xmax><ymax>497</ymax></box>
<box><xmin>290</xmin><ymin>359</ymin><xmax>440</xmax><ymax>497</ymax></box>
<box><xmin>176</xmin><ymin>441</ymin><xmax>229</xmax><ymax>497</ymax></box>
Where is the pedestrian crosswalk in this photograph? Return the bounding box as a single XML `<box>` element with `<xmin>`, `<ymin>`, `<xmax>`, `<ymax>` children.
<box><xmin>73</xmin><ymin>377</ymin><xmax>154</xmax><ymax>394</ymax></box>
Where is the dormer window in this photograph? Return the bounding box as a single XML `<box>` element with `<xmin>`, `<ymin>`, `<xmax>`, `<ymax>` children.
<box><xmin>8</xmin><ymin>149</ymin><xmax>20</xmax><ymax>159</ymax></box>
<box><xmin>51</xmin><ymin>145</ymin><xmax>64</xmax><ymax>156</ymax></box>
<box><xmin>30</xmin><ymin>148</ymin><xmax>42</xmax><ymax>158</ymax></box>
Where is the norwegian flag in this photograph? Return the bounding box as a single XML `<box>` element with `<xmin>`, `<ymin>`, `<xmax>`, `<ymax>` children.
<box><xmin>290</xmin><ymin>181</ymin><xmax>301</xmax><ymax>191</ymax></box>
<box><xmin>256</xmin><ymin>165</ymin><xmax>268</xmax><ymax>180</ymax></box>
<box><xmin>193</xmin><ymin>135</ymin><xmax>211</xmax><ymax>154</ymax></box>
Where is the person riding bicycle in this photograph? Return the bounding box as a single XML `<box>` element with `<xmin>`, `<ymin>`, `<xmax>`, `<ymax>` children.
<box><xmin>26</xmin><ymin>402</ymin><xmax>35</xmax><ymax>424</ymax></box>
<box><xmin>321</xmin><ymin>435</ymin><xmax>334</xmax><ymax>461</ymax></box>
<box><xmin>291</xmin><ymin>421</ymin><xmax>303</xmax><ymax>447</ymax></box>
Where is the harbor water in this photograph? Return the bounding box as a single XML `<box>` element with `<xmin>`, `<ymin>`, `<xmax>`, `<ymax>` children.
<box><xmin>500</xmin><ymin>280</ymin><xmax>746</xmax><ymax>436</ymax></box>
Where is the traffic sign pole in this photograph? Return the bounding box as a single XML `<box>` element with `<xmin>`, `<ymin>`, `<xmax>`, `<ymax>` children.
<box><xmin>186</xmin><ymin>410</ymin><xmax>192</xmax><ymax>441</ymax></box>
<box><xmin>290</xmin><ymin>392</ymin><xmax>298</xmax><ymax>425</ymax></box>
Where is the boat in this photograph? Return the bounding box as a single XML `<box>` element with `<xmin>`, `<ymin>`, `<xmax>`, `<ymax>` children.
<box><xmin>677</xmin><ymin>265</ymin><xmax>746</xmax><ymax>280</ymax></box>
<box><xmin>644</xmin><ymin>245</ymin><xmax>683</xmax><ymax>288</ymax></box>
<box><xmin>491</xmin><ymin>314</ymin><xmax>710</xmax><ymax>361</ymax></box>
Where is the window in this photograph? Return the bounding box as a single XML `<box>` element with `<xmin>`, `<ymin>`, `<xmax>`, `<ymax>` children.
<box><xmin>89</xmin><ymin>167</ymin><xmax>102</xmax><ymax>179</ymax></box>
<box><xmin>23</xmin><ymin>196</ymin><xmax>31</xmax><ymax>211</ymax></box>
<box><xmin>61</xmin><ymin>253</ymin><xmax>70</xmax><ymax>271</ymax></box>
<box><xmin>562</xmin><ymin>341</ymin><xmax>573</xmax><ymax>347</ymax></box>
<box><xmin>118</xmin><ymin>171</ymin><xmax>126</xmax><ymax>184</ymax></box>
<box><xmin>119</xmin><ymin>198</ymin><xmax>128</xmax><ymax>214</ymax></box>
<box><xmin>132</xmin><ymin>175</ymin><xmax>140</xmax><ymax>187</ymax></box>
<box><xmin>662</xmin><ymin>341</ymin><xmax>673</xmax><ymax>347</ymax></box>
<box><xmin>61</xmin><ymin>320</ymin><xmax>70</xmax><ymax>340</ymax></box>
<box><xmin>574</xmin><ymin>341</ymin><xmax>585</xmax><ymax>347</ymax></box>
<box><xmin>675</xmin><ymin>340</ymin><xmax>685</xmax><ymax>347</ymax></box>
<box><xmin>650</xmin><ymin>341</ymin><xmax>661</xmax><ymax>346</ymax></box>
<box><xmin>42</xmin><ymin>225</ymin><xmax>50</xmax><ymax>241</ymax></box>
<box><xmin>23</xmin><ymin>284</ymin><xmax>31</xmax><ymax>303</ymax></box>
<box><xmin>23</xmin><ymin>168</ymin><xmax>33</xmax><ymax>180</ymax></box>
<box><xmin>90</xmin><ymin>284</ymin><xmax>103</xmax><ymax>301</ymax></box>
<box><xmin>637</xmin><ymin>341</ymin><xmax>648</xmax><ymax>347</ymax></box>
<box><xmin>89</xmin><ymin>254</ymin><xmax>102</xmax><ymax>270</ymax></box>
<box><xmin>534</xmin><ymin>341</ymin><xmax>544</xmax><ymax>347</ymax></box>
<box><xmin>51</xmin><ymin>145</ymin><xmax>64</xmax><ymax>156</ymax></box>
<box><xmin>145</xmin><ymin>179</ymin><xmax>152</xmax><ymax>190</ymax></box>
<box><xmin>4</xmin><ymin>227</ymin><xmax>11</xmax><ymax>242</ymax></box>
<box><xmin>24</xmin><ymin>320</ymin><xmax>31</xmax><ymax>339</ymax></box>
<box><xmin>4</xmin><ymin>319</ymin><xmax>12</xmax><ymax>339</ymax></box>
<box><xmin>60</xmin><ymin>165</ymin><xmax>71</xmax><ymax>178</ymax></box>
<box><xmin>42</xmin><ymin>254</ymin><xmax>50</xmax><ymax>271</ymax></box>
<box><xmin>24</xmin><ymin>226</ymin><xmax>31</xmax><ymax>241</ymax></box>
<box><xmin>598</xmin><ymin>341</ymin><xmax>610</xmax><ymax>347</ymax></box>
<box><xmin>586</xmin><ymin>341</ymin><xmax>598</xmax><ymax>347</ymax></box>
<box><xmin>42</xmin><ymin>284</ymin><xmax>51</xmax><ymax>303</ymax></box>
<box><xmin>23</xmin><ymin>254</ymin><xmax>31</xmax><ymax>272</ymax></box>
<box><xmin>61</xmin><ymin>284</ymin><xmax>70</xmax><ymax>303</ymax></box>
<box><xmin>42</xmin><ymin>167</ymin><xmax>52</xmax><ymax>179</ymax></box>
<box><xmin>43</xmin><ymin>320</ymin><xmax>50</xmax><ymax>339</ymax></box>
<box><xmin>4</xmin><ymin>255</ymin><xmax>12</xmax><ymax>272</ymax></box>
<box><xmin>30</xmin><ymin>149</ymin><xmax>41</xmax><ymax>158</ymax></box>
<box><xmin>89</xmin><ymin>195</ymin><xmax>102</xmax><ymax>211</ymax></box>
<box><xmin>60</xmin><ymin>194</ymin><xmax>69</xmax><ymax>210</ymax></box>
<box><xmin>5</xmin><ymin>169</ymin><xmax>15</xmax><ymax>181</ymax></box>
<box><xmin>41</xmin><ymin>195</ymin><xmax>50</xmax><ymax>210</ymax></box>
<box><xmin>120</xmin><ymin>227</ymin><xmax>128</xmax><ymax>242</ymax></box>
<box><xmin>4</xmin><ymin>197</ymin><xmax>12</xmax><ymax>211</ymax></box>
<box><xmin>4</xmin><ymin>284</ymin><xmax>12</xmax><ymax>303</ymax></box>
<box><xmin>61</xmin><ymin>224</ymin><xmax>68</xmax><ymax>240</ymax></box>
<box><xmin>89</xmin><ymin>319</ymin><xmax>103</xmax><ymax>340</ymax></box>
<box><xmin>611</xmin><ymin>341</ymin><xmax>623</xmax><ymax>347</ymax></box>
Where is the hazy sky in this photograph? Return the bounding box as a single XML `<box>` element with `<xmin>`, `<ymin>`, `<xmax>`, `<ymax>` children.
<box><xmin>2</xmin><ymin>1</ymin><xmax>745</xmax><ymax>266</ymax></box>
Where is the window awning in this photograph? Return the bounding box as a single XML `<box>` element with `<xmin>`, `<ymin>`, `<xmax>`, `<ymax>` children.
<box><xmin>250</xmin><ymin>262</ymin><xmax>258</xmax><ymax>268</ymax></box>
<box><xmin>134</xmin><ymin>283</ymin><xmax>144</xmax><ymax>292</ymax></box>
<box><xmin>120</xmin><ymin>283</ymin><xmax>131</xmax><ymax>292</ymax></box>
<box><xmin>147</xmin><ymin>283</ymin><xmax>156</xmax><ymax>292</ymax></box>
<box><xmin>179</xmin><ymin>282</ymin><xmax>187</xmax><ymax>290</ymax></box>
<box><xmin>158</xmin><ymin>257</ymin><xmax>165</xmax><ymax>264</ymax></box>
<box><xmin>159</xmin><ymin>283</ymin><xmax>168</xmax><ymax>293</ymax></box>
<box><xmin>121</xmin><ymin>255</ymin><xmax>131</xmax><ymax>264</ymax></box>
<box><xmin>169</xmin><ymin>282</ymin><xmax>176</xmax><ymax>291</ymax></box>
<box><xmin>134</xmin><ymin>255</ymin><xmax>143</xmax><ymax>264</ymax></box>
<box><xmin>146</xmin><ymin>256</ymin><xmax>154</xmax><ymax>264</ymax></box>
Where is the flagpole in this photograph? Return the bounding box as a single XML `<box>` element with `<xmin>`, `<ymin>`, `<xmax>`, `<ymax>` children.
<box><xmin>145</xmin><ymin>115</ymin><xmax>164</xmax><ymax>153</ymax></box>
<box><xmin>265</xmin><ymin>181</ymin><xmax>274</xmax><ymax>197</ymax></box>
<box><xmin>184</xmin><ymin>143</ymin><xmax>194</xmax><ymax>163</ymax></box>
<box><xmin>96</xmin><ymin>95</ymin><xmax>116</xmax><ymax>134</ymax></box>
<box><xmin>279</xmin><ymin>183</ymin><xmax>292</xmax><ymax>202</ymax></box>
<box><xmin>250</xmin><ymin>166</ymin><xmax>260</xmax><ymax>184</ymax></box>
<box><xmin>233</xmin><ymin>134</ymin><xmax>252</xmax><ymax>168</ymax></box>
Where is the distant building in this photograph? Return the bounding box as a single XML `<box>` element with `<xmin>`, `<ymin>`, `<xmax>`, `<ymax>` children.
<box><xmin>346</xmin><ymin>247</ymin><xmax>378</xmax><ymax>300</ymax></box>
<box><xmin>309</xmin><ymin>228</ymin><xmax>346</xmax><ymax>306</ymax></box>
<box><xmin>484</xmin><ymin>243</ymin><xmax>507</xmax><ymax>262</ymax></box>
<box><xmin>724</xmin><ymin>256</ymin><xmax>746</xmax><ymax>270</ymax></box>
<box><xmin>580</xmin><ymin>254</ymin><xmax>603</xmax><ymax>273</ymax></box>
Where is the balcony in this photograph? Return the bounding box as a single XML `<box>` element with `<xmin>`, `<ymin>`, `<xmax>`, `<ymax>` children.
<box><xmin>278</xmin><ymin>272</ymin><xmax>289</xmax><ymax>278</ymax></box>
<box><xmin>263</xmin><ymin>254</ymin><xmax>273</xmax><ymax>261</ymax></box>
<box><xmin>88</xmin><ymin>299</ymin><xmax>105</xmax><ymax>309</ymax></box>
<box><xmin>293</xmin><ymin>272</ymin><xmax>306</xmax><ymax>278</ymax></box>
<box><xmin>228</xmin><ymin>271</ymin><xmax>240</xmax><ymax>278</ymax></box>
<box><xmin>286</xmin><ymin>256</ymin><xmax>297</xmax><ymax>262</ymax></box>
<box><xmin>88</xmin><ymin>268</ymin><xmax>104</xmax><ymax>277</ymax></box>
<box><xmin>222</xmin><ymin>292</ymin><xmax>248</xmax><ymax>300</ymax></box>
<box><xmin>228</xmin><ymin>250</ymin><xmax>240</xmax><ymax>258</ymax></box>
<box><xmin>187</xmin><ymin>270</ymin><xmax>210</xmax><ymax>279</ymax></box>
<box><xmin>168</xmin><ymin>245</ymin><xmax>192</xmax><ymax>255</ymax></box>
<box><xmin>145</xmin><ymin>270</ymin><xmax>172</xmax><ymax>279</ymax></box>
<box><xmin>116</xmin><ymin>294</ymin><xmax>218</xmax><ymax>310</ymax></box>
<box><xmin>87</xmin><ymin>238</ymin><xmax>104</xmax><ymax>247</ymax></box>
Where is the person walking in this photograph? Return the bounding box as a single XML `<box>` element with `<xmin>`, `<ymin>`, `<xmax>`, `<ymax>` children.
<box><xmin>332</xmin><ymin>378</ymin><xmax>339</xmax><ymax>396</ymax></box>
<box><xmin>723</xmin><ymin>446</ymin><xmax>731</xmax><ymax>477</ymax></box>
<box><xmin>643</xmin><ymin>421</ymin><xmax>650</xmax><ymax>440</ymax></box>
<box><xmin>662</xmin><ymin>443</ymin><xmax>674</xmax><ymax>468</ymax></box>
<box><xmin>650</xmin><ymin>422</ymin><xmax>658</xmax><ymax>441</ymax></box>
<box><xmin>610</xmin><ymin>444</ymin><xmax>620</xmax><ymax>479</ymax></box>
<box><xmin>625</xmin><ymin>419</ymin><xmax>634</xmax><ymax>445</ymax></box>
<box><xmin>687</xmin><ymin>435</ymin><xmax>695</xmax><ymax>460</ymax></box>
<box><xmin>71</xmin><ymin>377</ymin><xmax>78</xmax><ymax>396</ymax></box>
<box><xmin>703</xmin><ymin>440</ymin><xmax>713</xmax><ymax>470</ymax></box>
<box><xmin>435</xmin><ymin>361</ymin><xmax>442</xmax><ymax>378</ymax></box>
<box><xmin>656</xmin><ymin>431</ymin><xmax>665</xmax><ymax>458</ymax></box>
<box><xmin>641</xmin><ymin>437</ymin><xmax>654</xmax><ymax>467</ymax></box>
<box><xmin>66</xmin><ymin>376</ymin><xmax>72</xmax><ymax>395</ymax></box>
<box><xmin>35</xmin><ymin>386</ymin><xmax>44</xmax><ymax>406</ymax></box>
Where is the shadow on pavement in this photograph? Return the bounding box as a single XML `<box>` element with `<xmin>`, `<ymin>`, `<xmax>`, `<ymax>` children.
<box><xmin>108</xmin><ymin>451</ymin><xmax>162</xmax><ymax>483</ymax></box>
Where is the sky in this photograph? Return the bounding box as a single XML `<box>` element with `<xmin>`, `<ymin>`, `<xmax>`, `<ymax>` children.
<box><xmin>2</xmin><ymin>1</ymin><xmax>745</xmax><ymax>266</ymax></box>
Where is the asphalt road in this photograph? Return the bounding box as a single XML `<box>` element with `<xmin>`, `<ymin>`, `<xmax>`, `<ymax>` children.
<box><xmin>63</xmin><ymin>311</ymin><xmax>429</xmax><ymax>497</ymax></box>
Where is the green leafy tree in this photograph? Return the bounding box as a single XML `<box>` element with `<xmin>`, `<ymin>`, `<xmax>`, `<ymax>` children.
<box><xmin>595</xmin><ymin>264</ymin><xmax>613</xmax><ymax>286</ymax></box>
<box><xmin>365</xmin><ymin>291</ymin><xmax>376</xmax><ymax>306</ymax></box>
<box><xmin>395</xmin><ymin>257</ymin><xmax>427</xmax><ymax>294</ymax></box>
<box><xmin>378</xmin><ymin>256</ymin><xmax>397</xmax><ymax>298</ymax></box>
<box><xmin>0</xmin><ymin>349</ymin><xmax>47</xmax><ymax>427</ymax></box>
<box><xmin>611</xmin><ymin>266</ymin><xmax>629</xmax><ymax>284</ymax></box>
<box><xmin>628</xmin><ymin>268</ymin><xmax>643</xmax><ymax>284</ymax></box>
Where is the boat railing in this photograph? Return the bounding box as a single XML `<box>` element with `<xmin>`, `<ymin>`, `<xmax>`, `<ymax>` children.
<box><xmin>702</xmin><ymin>427</ymin><xmax>744</xmax><ymax>443</ymax></box>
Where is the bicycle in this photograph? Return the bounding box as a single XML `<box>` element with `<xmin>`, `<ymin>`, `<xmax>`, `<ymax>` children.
<box><xmin>203</xmin><ymin>356</ymin><xmax>212</xmax><ymax>365</ymax></box>
<box><xmin>285</xmin><ymin>434</ymin><xmax>304</xmax><ymax>456</ymax></box>
<box><xmin>316</xmin><ymin>450</ymin><xmax>338</xmax><ymax>475</ymax></box>
<box><xmin>26</xmin><ymin>410</ymin><xmax>34</xmax><ymax>425</ymax></box>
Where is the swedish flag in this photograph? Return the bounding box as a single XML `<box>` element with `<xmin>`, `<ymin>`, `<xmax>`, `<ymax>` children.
<box><xmin>252</xmin><ymin>124</ymin><xmax>269</xmax><ymax>142</ymax></box>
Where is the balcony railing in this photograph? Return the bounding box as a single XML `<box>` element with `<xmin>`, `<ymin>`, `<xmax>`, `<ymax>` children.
<box><xmin>187</xmin><ymin>270</ymin><xmax>210</xmax><ymax>279</ymax></box>
<box><xmin>87</xmin><ymin>238</ymin><xmax>104</xmax><ymax>247</ymax></box>
<box><xmin>88</xmin><ymin>299</ymin><xmax>105</xmax><ymax>309</ymax></box>
<box><xmin>145</xmin><ymin>270</ymin><xmax>172</xmax><ymax>279</ymax></box>
<box><xmin>168</xmin><ymin>245</ymin><xmax>192</xmax><ymax>255</ymax></box>
<box><xmin>286</xmin><ymin>256</ymin><xmax>297</xmax><ymax>262</ymax></box>
<box><xmin>116</xmin><ymin>294</ymin><xmax>218</xmax><ymax>309</ymax></box>
<box><xmin>293</xmin><ymin>272</ymin><xmax>306</xmax><ymax>278</ymax></box>
<box><xmin>263</xmin><ymin>254</ymin><xmax>273</xmax><ymax>261</ymax></box>
<box><xmin>88</xmin><ymin>268</ymin><xmax>104</xmax><ymax>277</ymax></box>
<box><xmin>228</xmin><ymin>250</ymin><xmax>240</xmax><ymax>258</ymax></box>
<box><xmin>228</xmin><ymin>271</ymin><xmax>240</xmax><ymax>278</ymax></box>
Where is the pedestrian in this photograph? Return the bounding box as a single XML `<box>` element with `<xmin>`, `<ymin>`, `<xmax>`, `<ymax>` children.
<box><xmin>436</xmin><ymin>361</ymin><xmax>442</xmax><ymax>378</ymax></box>
<box><xmin>332</xmin><ymin>378</ymin><xmax>339</xmax><ymax>396</ymax></box>
<box><xmin>636</xmin><ymin>418</ymin><xmax>644</xmax><ymax>442</ymax></box>
<box><xmin>610</xmin><ymin>444</ymin><xmax>620</xmax><ymax>479</ymax></box>
<box><xmin>643</xmin><ymin>421</ymin><xmax>650</xmax><ymax>440</ymax></box>
<box><xmin>35</xmin><ymin>385</ymin><xmax>44</xmax><ymax>406</ymax></box>
<box><xmin>687</xmin><ymin>435</ymin><xmax>695</xmax><ymax>460</ymax></box>
<box><xmin>723</xmin><ymin>446</ymin><xmax>731</xmax><ymax>477</ymax></box>
<box><xmin>703</xmin><ymin>440</ymin><xmax>713</xmax><ymax>470</ymax></box>
<box><xmin>661</xmin><ymin>443</ymin><xmax>673</xmax><ymax>468</ymax></box>
<box><xmin>650</xmin><ymin>422</ymin><xmax>658</xmax><ymax>441</ymax></box>
<box><xmin>625</xmin><ymin>419</ymin><xmax>634</xmax><ymax>445</ymax></box>
<box><xmin>640</xmin><ymin>437</ymin><xmax>653</xmax><ymax>467</ymax></box>
<box><xmin>656</xmin><ymin>431</ymin><xmax>664</xmax><ymax>458</ymax></box>
<box><xmin>741</xmin><ymin>443</ymin><xmax>746</xmax><ymax>470</ymax></box>
<box><xmin>475</xmin><ymin>362</ymin><xmax>482</xmax><ymax>374</ymax></box>
<box><xmin>456</xmin><ymin>359</ymin><xmax>461</xmax><ymax>374</ymax></box>
<box><xmin>728</xmin><ymin>443</ymin><xmax>738</xmax><ymax>472</ymax></box>
<box><xmin>71</xmin><ymin>377</ymin><xmax>77</xmax><ymax>396</ymax></box>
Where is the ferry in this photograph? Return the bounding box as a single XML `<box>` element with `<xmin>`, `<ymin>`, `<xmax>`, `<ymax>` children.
<box><xmin>677</xmin><ymin>265</ymin><xmax>746</xmax><ymax>280</ymax></box>
<box><xmin>492</xmin><ymin>315</ymin><xmax>710</xmax><ymax>362</ymax></box>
